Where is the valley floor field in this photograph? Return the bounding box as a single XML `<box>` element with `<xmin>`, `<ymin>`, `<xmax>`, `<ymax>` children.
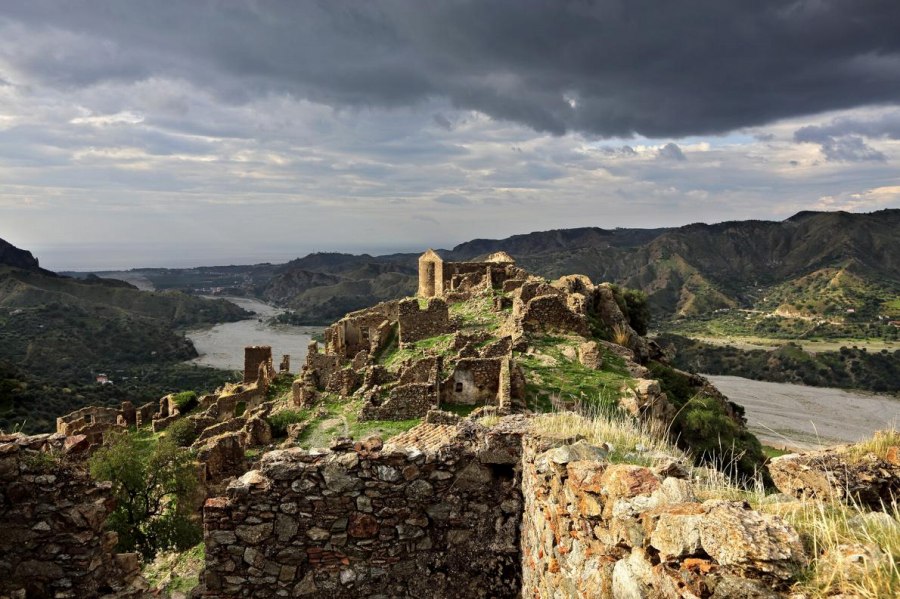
<box><xmin>688</xmin><ymin>334</ymin><xmax>897</xmax><ymax>354</ymax></box>
<box><xmin>707</xmin><ymin>374</ymin><xmax>900</xmax><ymax>450</ymax></box>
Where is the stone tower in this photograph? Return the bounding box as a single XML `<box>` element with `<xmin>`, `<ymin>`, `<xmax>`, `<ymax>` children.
<box><xmin>418</xmin><ymin>249</ymin><xmax>444</xmax><ymax>298</ymax></box>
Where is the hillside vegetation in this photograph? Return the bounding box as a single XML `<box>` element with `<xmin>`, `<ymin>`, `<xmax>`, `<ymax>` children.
<box><xmin>0</xmin><ymin>239</ymin><xmax>250</xmax><ymax>433</ymax></box>
<box><xmin>107</xmin><ymin>210</ymin><xmax>900</xmax><ymax>330</ymax></box>
<box><xmin>661</xmin><ymin>334</ymin><xmax>900</xmax><ymax>394</ymax></box>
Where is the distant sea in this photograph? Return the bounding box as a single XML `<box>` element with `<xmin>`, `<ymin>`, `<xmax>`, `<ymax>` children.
<box><xmin>30</xmin><ymin>242</ymin><xmax>431</xmax><ymax>272</ymax></box>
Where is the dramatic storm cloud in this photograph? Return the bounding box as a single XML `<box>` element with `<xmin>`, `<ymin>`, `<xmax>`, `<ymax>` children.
<box><xmin>1</xmin><ymin>1</ymin><xmax>899</xmax><ymax>268</ymax></box>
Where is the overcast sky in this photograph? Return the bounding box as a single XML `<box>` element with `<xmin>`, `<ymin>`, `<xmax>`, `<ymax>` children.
<box><xmin>2</xmin><ymin>1</ymin><xmax>899</xmax><ymax>270</ymax></box>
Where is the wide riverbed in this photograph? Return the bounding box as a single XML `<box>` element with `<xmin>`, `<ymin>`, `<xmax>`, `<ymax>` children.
<box><xmin>184</xmin><ymin>297</ymin><xmax>322</xmax><ymax>372</ymax></box>
<box><xmin>706</xmin><ymin>375</ymin><xmax>900</xmax><ymax>450</ymax></box>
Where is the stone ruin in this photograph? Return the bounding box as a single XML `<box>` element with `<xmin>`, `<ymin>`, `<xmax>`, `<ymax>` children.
<box><xmin>0</xmin><ymin>433</ymin><xmax>142</xmax><ymax>598</ymax></box>
<box><xmin>200</xmin><ymin>415</ymin><xmax>814</xmax><ymax>598</ymax></box>
<box><xmin>417</xmin><ymin>248</ymin><xmax>520</xmax><ymax>300</ymax></box>
<box><xmin>289</xmin><ymin>250</ymin><xmax>664</xmax><ymax>426</ymax></box>
<box><xmin>244</xmin><ymin>345</ymin><xmax>277</xmax><ymax>383</ymax></box>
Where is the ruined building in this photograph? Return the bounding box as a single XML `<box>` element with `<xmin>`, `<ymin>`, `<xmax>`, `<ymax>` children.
<box><xmin>290</xmin><ymin>250</ymin><xmax>659</xmax><ymax>426</ymax></box>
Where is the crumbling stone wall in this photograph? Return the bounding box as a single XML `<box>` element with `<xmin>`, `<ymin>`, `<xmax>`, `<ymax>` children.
<box><xmin>519</xmin><ymin>436</ymin><xmax>807</xmax><ymax>598</ymax></box>
<box><xmin>517</xmin><ymin>294</ymin><xmax>590</xmax><ymax>337</ymax></box>
<box><xmin>202</xmin><ymin>423</ymin><xmax>524</xmax><ymax>598</ymax></box>
<box><xmin>359</xmin><ymin>382</ymin><xmax>438</xmax><ymax>421</ymax></box>
<box><xmin>417</xmin><ymin>249</ymin><xmax>525</xmax><ymax>300</ymax></box>
<box><xmin>244</xmin><ymin>345</ymin><xmax>274</xmax><ymax>383</ymax></box>
<box><xmin>397</xmin><ymin>298</ymin><xmax>451</xmax><ymax>344</ymax></box>
<box><xmin>326</xmin><ymin>302</ymin><xmax>399</xmax><ymax>358</ymax></box>
<box><xmin>56</xmin><ymin>405</ymin><xmax>122</xmax><ymax>436</ymax></box>
<box><xmin>0</xmin><ymin>434</ymin><xmax>140</xmax><ymax>598</ymax></box>
<box><xmin>397</xmin><ymin>356</ymin><xmax>441</xmax><ymax>386</ymax></box>
<box><xmin>440</xmin><ymin>357</ymin><xmax>504</xmax><ymax>406</ymax></box>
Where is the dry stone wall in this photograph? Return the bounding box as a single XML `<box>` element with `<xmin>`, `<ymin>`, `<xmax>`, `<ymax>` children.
<box><xmin>244</xmin><ymin>345</ymin><xmax>274</xmax><ymax>383</ymax></box>
<box><xmin>0</xmin><ymin>434</ymin><xmax>140</xmax><ymax>598</ymax></box>
<box><xmin>202</xmin><ymin>423</ymin><xmax>524</xmax><ymax>598</ymax></box>
<box><xmin>397</xmin><ymin>298</ymin><xmax>450</xmax><ymax>344</ymax></box>
<box><xmin>520</xmin><ymin>436</ymin><xmax>808</xmax><ymax>598</ymax></box>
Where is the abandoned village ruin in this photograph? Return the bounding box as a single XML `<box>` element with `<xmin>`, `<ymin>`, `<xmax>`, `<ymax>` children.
<box><xmin>2</xmin><ymin>250</ymin><xmax>899</xmax><ymax>598</ymax></box>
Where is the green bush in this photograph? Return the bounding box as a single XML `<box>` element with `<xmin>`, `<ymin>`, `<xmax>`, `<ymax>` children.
<box><xmin>89</xmin><ymin>430</ymin><xmax>201</xmax><ymax>559</ymax></box>
<box><xmin>172</xmin><ymin>391</ymin><xmax>198</xmax><ymax>414</ymax></box>
<box><xmin>649</xmin><ymin>362</ymin><xmax>767</xmax><ymax>483</ymax></box>
<box><xmin>608</xmin><ymin>284</ymin><xmax>651</xmax><ymax>335</ymax></box>
<box><xmin>266</xmin><ymin>409</ymin><xmax>308</xmax><ymax>438</ymax></box>
<box><xmin>167</xmin><ymin>417</ymin><xmax>199</xmax><ymax>447</ymax></box>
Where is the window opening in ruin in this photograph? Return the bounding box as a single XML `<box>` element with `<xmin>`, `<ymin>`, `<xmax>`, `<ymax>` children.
<box><xmin>84</xmin><ymin>414</ymin><xmax>93</xmax><ymax>423</ymax></box>
<box><xmin>488</xmin><ymin>463</ymin><xmax>516</xmax><ymax>481</ymax></box>
<box><xmin>455</xmin><ymin>382</ymin><xmax>463</xmax><ymax>393</ymax></box>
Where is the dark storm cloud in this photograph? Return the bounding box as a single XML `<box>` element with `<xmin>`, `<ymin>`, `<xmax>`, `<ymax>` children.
<box><xmin>658</xmin><ymin>143</ymin><xmax>687</xmax><ymax>161</ymax></box>
<box><xmin>3</xmin><ymin>1</ymin><xmax>900</xmax><ymax>138</ymax></box>
<box><xmin>794</xmin><ymin>112</ymin><xmax>900</xmax><ymax>161</ymax></box>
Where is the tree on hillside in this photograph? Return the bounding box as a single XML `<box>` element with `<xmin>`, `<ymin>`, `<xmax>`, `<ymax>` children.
<box><xmin>89</xmin><ymin>430</ymin><xmax>201</xmax><ymax>559</ymax></box>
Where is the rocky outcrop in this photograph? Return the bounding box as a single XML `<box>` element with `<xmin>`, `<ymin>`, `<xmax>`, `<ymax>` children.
<box><xmin>769</xmin><ymin>437</ymin><xmax>900</xmax><ymax>510</ymax></box>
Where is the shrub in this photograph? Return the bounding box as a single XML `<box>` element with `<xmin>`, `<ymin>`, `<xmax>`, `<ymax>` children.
<box><xmin>89</xmin><ymin>430</ymin><xmax>201</xmax><ymax>559</ymax></box>
<box><xmin>266</xmin><ymin>409</ymin><xmax>308</xmax><ymax>437</ymax></box>
<box><xmin>172</xmin><ymin>391</ymin><xmax>198</xmax><ymax>414</ymax></box>
<box><xmin>167</xmin><ymin>418</ymin><xmax>199</xmax><ymax>447</ymax></box>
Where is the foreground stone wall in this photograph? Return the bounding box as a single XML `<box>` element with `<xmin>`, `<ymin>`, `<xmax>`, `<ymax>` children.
<box><xmin>203</xmin><ymin>423</ymin><xmax>524</xmax><ymax>598</ymax></box>
<box><xmin>0</xmin><ymin>434</ymin><xmax>139</xmax><ymax>598</ymax></box>
<box><xmin>520</xmin><ymin>436</ymin><xmax>807</xmax><ymax>598</ymax></box>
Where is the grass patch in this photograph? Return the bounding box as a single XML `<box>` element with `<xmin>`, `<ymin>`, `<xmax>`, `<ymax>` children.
<box><xmin>531</xmin><ymin>409</ymin><xmax>686</xmax><ymax>466</ymax></box>
<box><xmin>519</xmin><ymin>336</ymin><xmax>632</xmax><ymax>413</ymax></box>
<box><xmin>171</xmin><ymin>391</ymin><xmax>198</xmax><ymax>414</ymax></box>
<box><xmin>846</xmin><ymin>428</ymin><xmax>900</xmax><ymax>463</ymax></box>
<box><xmin>441</xmin><ymin>404</ymin><xmax>478</xmax><ymax>417</ymax></box>
<box><xmin>266</xmin><ymin>409</ymin><xmax>309</xmax><ymax>438</ymax></box>
<box><xmin>449</xmin><ymin>292</ymin><xmax>503</xmax><ymax>333</ymax></box>
<box><xmin>143</xmin><ymin>542</ymin><xmax>205</xmax><ymax>597</ymax></box>
<box><xmin>266</xmin><ymin>374</ymin><xmax>295</xmax><ymax>401</ymax></box>
<box><xmin>763</xmin><ymin>445</ymin><xmax>791</xmax><ymax>459</ymax></box>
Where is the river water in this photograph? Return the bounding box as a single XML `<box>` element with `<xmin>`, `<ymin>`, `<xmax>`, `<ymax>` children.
<box><xmin>706</xmin><ymin>374</ymin><xmax>900</xmax><ymax>450</ymax></box>
<box><xmin>184</xmin><ymin>297</ymin><xmax>322</xmax><ymax>373</ymax></box>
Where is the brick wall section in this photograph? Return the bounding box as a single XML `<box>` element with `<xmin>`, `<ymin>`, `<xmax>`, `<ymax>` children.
<box><xmin>397</xmin><ymin>298</ymin><xmax>451</xmax><ymax>344</ymax></box>
<box><xmin>202</xmin><ymin>423</ymin><xmax>524</xmax><ymax>598</ymax></box>
<box><xmin>0</xmin><ymin>434</ymin><xmax>139</xmax><ymax>598</ymax></box>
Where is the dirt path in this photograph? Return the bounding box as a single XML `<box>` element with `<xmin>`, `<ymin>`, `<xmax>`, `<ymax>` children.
<box><xmin>706</xmin><ymin>375</ymin><xmax>900</xmax><ymax>450</ymax></box>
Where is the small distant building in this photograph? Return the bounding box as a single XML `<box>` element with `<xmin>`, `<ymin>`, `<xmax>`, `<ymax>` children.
<box><xmin>95</xmin><ymin>374</ymin><xmax>112</xmax><ymax>385</ymax></box>
<box><xmin>846</xmin><ymin>308</ymin><xmax>855</xmax><ymax>314</ymax></box>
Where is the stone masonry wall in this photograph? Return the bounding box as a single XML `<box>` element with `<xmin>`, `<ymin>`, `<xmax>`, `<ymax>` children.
<box><xmin>202</xmin><ymin>423</ymin><xmax>524</xmax><ymax>598</ymax></box>
<box><xmin>397</xmin><ymin>298</ymin><xmax>450</xmax><ymax>345</ymax></box>
<box><xmin>520</xmin><ymin>436</ymin><xmax>808</xmax><ymax>598</ymax></box>
<box><xmin>244</xmin><ymin>345</ymin><xmax>274</xmax><ymax>384</ymax></box>
<box><xmin>0</xmin><ymin>434</ymin><xmax>140</xmax><ymax>598</ymax></box>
